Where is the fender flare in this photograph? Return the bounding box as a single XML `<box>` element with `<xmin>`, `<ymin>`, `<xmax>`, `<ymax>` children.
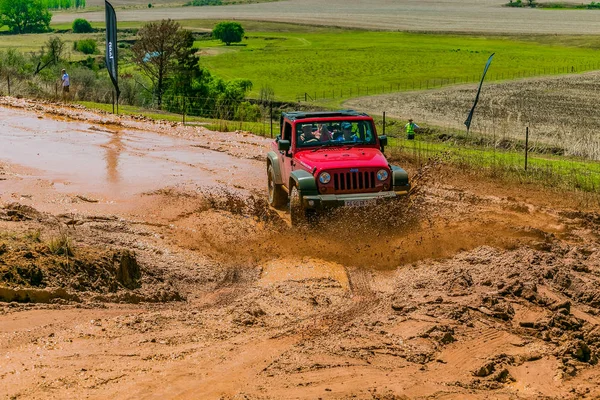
<box><xmin>289</xmin><ymin>169</ymin><xmax>318</xmax><ymax>196</ymax></box>
<box><xmin>391</xmin><ymin>165</ymin><xmax>410</xmax><ymax>187</ymax></box>
<box><xmin>267</xmin><ymin>151</ymin><xmax>283</xmax><ymax>185</ymax></box>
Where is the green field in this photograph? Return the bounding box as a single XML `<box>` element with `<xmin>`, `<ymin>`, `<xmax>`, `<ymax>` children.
<box><xmin>190</xmin><ymin>26</ymin><xmax>600</xmax><ymax>104</ymax></box>
<box><xmin>7</xmin><ymin>20</ymin><xmax>600</xmax><ymax>106</ymax></box>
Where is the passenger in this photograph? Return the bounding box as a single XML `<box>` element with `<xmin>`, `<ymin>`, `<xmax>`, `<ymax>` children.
<box><xmin>336</xmin><ymin>122</ymin><xmax>358</xmax><ymax>142</ymax></box>
<box><xmin>318</xmin><ymin>124</ymin><xmax>332</xmax><ymax>141</ymax></box>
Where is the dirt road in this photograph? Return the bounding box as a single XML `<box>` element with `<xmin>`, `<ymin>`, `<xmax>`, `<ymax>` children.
<box><xmin>1</xmin><ymin>98</ymin><xmax>600</xmax><ymax>399</ymax></box>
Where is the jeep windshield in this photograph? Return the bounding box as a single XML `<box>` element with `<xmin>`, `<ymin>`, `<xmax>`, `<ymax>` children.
<box><xmin>296</xmin><ymin>120</ymin><xmax>377</xmax><ymax>148</ymax></box>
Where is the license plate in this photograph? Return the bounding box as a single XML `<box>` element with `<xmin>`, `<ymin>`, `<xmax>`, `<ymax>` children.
<box><xmin>344</xmin><ymin>199</ymin><xmax>375</xmax><ymax>207</ymax></box>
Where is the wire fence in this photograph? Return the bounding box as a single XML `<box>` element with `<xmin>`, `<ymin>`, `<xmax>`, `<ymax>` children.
<box><xmin>2</xmin><ymin>80</ymin><xmax>600</xmax><ymax>197</ymax></box>
<box><xmin>160</xmin><ymin>95</ymin><xmax>279</xmax><ymax>137</ymax></box>
<box><xmin>380</xmin><ymin>120</ymin><xmax>600</xmax><ymax>197</ymax></box>
<box><xmin>295</xmin><ymin>62</ymin><xmax>600</xmax><ymax>102</ymax></box>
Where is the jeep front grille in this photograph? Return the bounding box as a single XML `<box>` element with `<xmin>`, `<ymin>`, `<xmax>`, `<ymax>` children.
<box><xmin>333</xmin><ymin>171</ymin><xmax>376</xmax><ymax>191</ymax></box>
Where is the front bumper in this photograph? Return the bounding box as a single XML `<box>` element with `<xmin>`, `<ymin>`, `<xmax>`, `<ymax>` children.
<box><xmin>302</xmin><ymin>185</ymin><xmax>410</xmax><ymax>211</ymax></box>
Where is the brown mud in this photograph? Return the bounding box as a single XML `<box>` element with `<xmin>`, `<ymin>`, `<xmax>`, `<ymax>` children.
<box><xmin>1</xmin><ymin>99</ymin><xmax>600</xmax><ymax>399</ymax></box>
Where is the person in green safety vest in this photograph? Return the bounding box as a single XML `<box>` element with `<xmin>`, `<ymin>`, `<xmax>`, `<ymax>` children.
<box><xmin>405</xmin><ymin>118</ymin><xmax>419</xmax><ymax>140</ymax></box>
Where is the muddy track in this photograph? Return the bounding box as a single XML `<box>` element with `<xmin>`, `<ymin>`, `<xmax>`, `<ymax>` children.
<box><xmin>1</xmin><ymin>100</ymin><xmax>600</xmax><ymax>399</ymax></box>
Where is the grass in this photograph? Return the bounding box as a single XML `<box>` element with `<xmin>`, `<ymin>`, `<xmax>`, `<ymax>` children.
<box><xmin>78</xmin><ymin>100</ymin><xmax>205</xmax><ymax>122</ymax></box>
<box><xmin>77</xmin><ymin>100</ymin><xmax>276</xmax><ymax>135</ymax></box>
<box><xmin>47</xmin><ymin>232</ymin><xmax>74</xmax><ymax>257</ymax></box>
<box><xmin>0</xmin><ymin>31</ymin><xmax>103</xmax><ymax>57</ymax></box>
<box><xmin>193</xmin><ymin>29</ymin><xmax>600</xmax><ymax>104</ymax></box>
<box><xmin>15</xmin><ymin>21</ymin><xmax>600</xmax><ymax>107</ymax></box>
<box><xmin>32</xmin><ymin>20</ymin><xmax>600</xmax><ymax>107</ymax></box>
<box><xmin>385</xmin><ymin>132</ymin><xmax>600</xmax><ymax>192</ymax></box>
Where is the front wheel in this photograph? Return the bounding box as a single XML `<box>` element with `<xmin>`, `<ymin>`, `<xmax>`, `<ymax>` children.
<box><xmin>268</xmin><ymin>164</ymin><xmax>288</xmax><ymax>208</ymax></box>
<box><xmin>289</xmin><ymin>185</ymin><xmax>306</xmax><ymax>226</ymax></box>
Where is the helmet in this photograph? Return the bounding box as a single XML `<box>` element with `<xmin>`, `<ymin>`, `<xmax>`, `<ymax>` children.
<box><xmin>341</xmin><ymin>122</ymin><xmax>352</xmax><ymax>129</ymax></box>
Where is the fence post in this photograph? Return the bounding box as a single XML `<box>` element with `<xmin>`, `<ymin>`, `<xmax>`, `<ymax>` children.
<box><xmin>305</xmin><ymin>92</ymin><xmax>307</xmax><ymax>102</ymax></box>
<box><xmin>182</xmin><ymin>96</ymin><xmax>186</xmax><ymax>125</ymax></box>
<box><xmin>270</xmin><ymin>101</ymin><xmax>273</xmax><ymax>138</ymax></box>
<box><xmin>7</xmin><ymin>76</ymin><xmax>10</xmax><ymax>96</ymax></box>
<box><xmin>383</xmin><ymin>111</ymin><xmax>386</xmax><ymax>137</ymax></box>
<box><xmin>525</xmin><ymin>126</ymin><xmax>529</xmax><ymax>171</ymax></box>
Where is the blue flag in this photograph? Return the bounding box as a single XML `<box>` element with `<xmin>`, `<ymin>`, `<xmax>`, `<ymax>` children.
<box><xmin>464</xmin><ymin>53</ymin><xmax>494</xmax><ymax>133</ymax></box>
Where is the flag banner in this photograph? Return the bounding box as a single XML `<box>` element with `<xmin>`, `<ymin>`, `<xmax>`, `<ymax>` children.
<box><xmin>464</xmin><ymin>53</ymin><xmax>494</xmax><ymax>132</ymax></box>
<box><xmin>105</xmin><ymin>0</ymin><xmax>119</xmax><ymax>96</ymax></box>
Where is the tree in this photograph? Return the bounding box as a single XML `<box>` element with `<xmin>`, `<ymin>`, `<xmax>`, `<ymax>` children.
<box><xmin>131</xmin><ymin>19</ymin><xmax>199</xmax><ymax>108</ymax></box>
<box><xmin>72</xmin><ymin>18</ymin><xmax>93</xmax><ymax>33</ymax></box>
<box><xmin>212</xmin><ymin>21</ymin><xmax>244</xmax><ymax>46</ymax></box>
<box><xmin>33</xmin><ymin>36</ymin><xmax>65</xmax><ymax>75</ymax></box>
<box><xmin>0</xmin><ymin>0</ymin><xmax>51</xmax><ymax>34</ymax></box>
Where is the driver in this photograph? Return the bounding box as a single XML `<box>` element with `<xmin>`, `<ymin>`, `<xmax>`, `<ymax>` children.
<box><xmin>299</xmin><ymin>124</ymin><xmax>319</xmax><ymax>144</ymax></box>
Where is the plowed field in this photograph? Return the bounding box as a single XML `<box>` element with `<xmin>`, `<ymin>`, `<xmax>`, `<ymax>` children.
<box><xmin>55</xmin><ymin>0</ymin><xmax>600</xmax><ymax>35</ymax></box>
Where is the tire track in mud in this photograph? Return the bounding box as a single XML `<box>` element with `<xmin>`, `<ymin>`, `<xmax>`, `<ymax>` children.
<box><xmin>266</xmin><ymin>267</ymin><xmax>379</xmax><ymax>343</ymax></box>
<box><xmin>307</xmin><ymin>267</ymin><xmax>379</xmax><ymax>336</ymax></box>
<box><xmin>194</xmin><ymin>266</ymin><xmax>260</xmax><ymax>310</ymax></box>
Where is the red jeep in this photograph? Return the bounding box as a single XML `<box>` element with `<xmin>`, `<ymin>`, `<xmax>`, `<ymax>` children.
<box><xmin>267</xmin><ymin>110</ymin><xmax>410</xmax><ymax>225</ymax></box>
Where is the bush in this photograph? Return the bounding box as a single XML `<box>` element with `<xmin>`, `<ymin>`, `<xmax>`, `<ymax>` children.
<box><xmin>234</xmin><ymin>101</ymin><xmax>261</xmax><ymax>122</ymax></box>
<box><xmin>75</xmin><ymin>39</ymin><xmax>97</xmax><ymax>55</ymax></box>
<box><xmin>72</xmin><ymin>18</ymin><xmax>93</xmax><ymax>33</ymax></box>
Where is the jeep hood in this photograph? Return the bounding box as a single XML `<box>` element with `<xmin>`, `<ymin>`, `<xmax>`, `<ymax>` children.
<box><xmin>295</xmin><ymin>147</ymin><xmax>389</xmax><ymax>172</ymax></box>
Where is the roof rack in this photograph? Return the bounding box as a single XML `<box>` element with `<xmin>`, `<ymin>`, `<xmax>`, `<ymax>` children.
<box><xmin>282</xmin><ymin>110</ymin><xmax>369</xmax><ymax>121</ymax></box>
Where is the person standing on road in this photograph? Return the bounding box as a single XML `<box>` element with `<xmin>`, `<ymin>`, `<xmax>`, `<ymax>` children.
<box><xmin>61</xmin><ymin>69</ymin><xmax>70</xmax><ymax>99</ymax></box>
<box><xmin>405</xmin><ymin>118</ymin><xmax>419</xmax><ymax>140</ymax></box>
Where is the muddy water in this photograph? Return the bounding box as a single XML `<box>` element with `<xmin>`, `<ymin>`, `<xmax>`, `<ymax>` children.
<box><xmin>0</xmin><ymin>106</ymin><xmax>258</xmax><ymax>198</ymax></box>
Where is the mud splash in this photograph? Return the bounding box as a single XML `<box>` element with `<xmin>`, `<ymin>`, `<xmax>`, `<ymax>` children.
<box><xmin>158</xmin><ymin>180</ymin><xmax>546</xmax><ymax>272</ymax></box>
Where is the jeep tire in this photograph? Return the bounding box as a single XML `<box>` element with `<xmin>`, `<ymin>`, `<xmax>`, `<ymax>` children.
<box><xmin>289</xmin><ymin>185</ymin><xmax>305</xmax><ymax>226</ymax></box>
<box><xmin>268</xmin><ymin>164</ymin><xmax>288</xmax><ymax>208</ymax></box>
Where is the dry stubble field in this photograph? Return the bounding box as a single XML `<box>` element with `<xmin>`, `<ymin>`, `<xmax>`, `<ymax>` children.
<box><xmin>347</xmin><ymin>71</ymin><xmax>600</xmax><ymax>160</ymax></box>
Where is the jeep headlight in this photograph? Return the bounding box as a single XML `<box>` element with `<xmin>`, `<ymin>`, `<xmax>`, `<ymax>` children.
<box><xmin>319</xmin><ymin>172</ymin><xmax>331</xmax><ymax>184</ymax></box>
<box><xmin>377</xmin><ymin>169</ymin><xmax>389</xmax><ymax>181</ymax></box>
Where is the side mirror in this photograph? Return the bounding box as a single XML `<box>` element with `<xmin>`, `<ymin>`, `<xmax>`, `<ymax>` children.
<box><xmin>379</xmin><ymin>135</ymin><xmax>388</xmax><ymax>152</ymax></box>
<box><xmin>278</xmin><ymin>139</ymin><xmax>291</xmax><ymax>152</ymax></box>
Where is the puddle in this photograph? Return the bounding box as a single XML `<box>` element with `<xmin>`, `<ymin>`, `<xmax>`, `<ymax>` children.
<box><xmin>0</xmin><ymin>106</ymin><xmax>259</xmax><ymax>198</ymax></box>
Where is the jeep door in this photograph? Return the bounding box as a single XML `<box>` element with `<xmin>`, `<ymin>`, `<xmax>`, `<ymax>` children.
<box><xmin>280</xmin><ymin>120</ymin><xmax>293</xmax><ymax>189</ymax></box>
